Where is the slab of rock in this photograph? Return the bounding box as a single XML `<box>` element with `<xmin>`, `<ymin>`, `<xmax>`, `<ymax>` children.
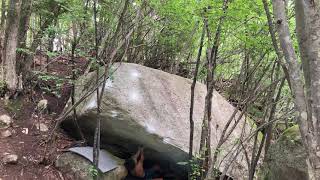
<box><xmin>62</xmin><ymin>63</ymin><xmax>256</xmax><ymax>179</ymax></box>
<box><xmin>56</xmin><ymin>152</ymin><xmax>127</xmax><ymax>180</ymax></box>
<box><xmin>0</xmin><ymin>115</ymin><xmax>12</xmax><ymax>127</ymax></box>
<box><xmin>2</xmin><ymin>153</ymin><xmax>18</xmax><ymax>164</ymax></box>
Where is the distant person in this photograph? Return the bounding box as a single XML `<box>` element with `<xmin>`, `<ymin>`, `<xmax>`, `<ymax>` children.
<box><xmin>124</xmin><ymin>147</ymin><xmax>163</xmax><ymax>180</ymax></box>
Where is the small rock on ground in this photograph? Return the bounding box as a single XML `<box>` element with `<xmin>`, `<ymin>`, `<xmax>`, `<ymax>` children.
<box><xmin>1</xmin><ymin>130</ymin><xmax>12</xmax><ymax>138</ymax></box>
<box><xmin>0</xmin><ymin>115</ymin><xmax>12</xmax><ymax>126</ymax></box>
<box><xmin>36</xmin><ymin>123</ymin><xmax>49</xmax><ymax>132</ymax></box>
<box><xmin>37</xmin><ymin>99</ymin><xmax>48</xmax><ymax>112</ymax></box>
<box><xmin>2</xmin><ymin>153</ymin><xmax>18</xmax><ymax>164</ymax></box>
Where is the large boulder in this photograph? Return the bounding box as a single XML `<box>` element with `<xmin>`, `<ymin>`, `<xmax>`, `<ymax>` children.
<box><xmin>62</xmin><ymin>63</ymin><xmax>255</xmax><ymax>179</ymax></box>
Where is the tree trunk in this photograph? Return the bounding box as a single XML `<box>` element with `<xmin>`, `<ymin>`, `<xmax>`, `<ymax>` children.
<box><xmin>0</xmin><ymin>0</ymin><xmax>6</xmax><ymax>28</ymax></box>
<box><xmin>262</xmin><ymin>0</ymin><xmax>292</xmax><ymax>90</ymax></box>
<box><xmin>16</xmin><ymin>0</ymin><xmax>32</xmax><ymax>74</ymax></box>
<box><xmin>274</xmin><ymin>0</ymin><xmax>320</xmax><ymax>179</ymax></box>
<box><xmin>93</xmin><ymin>0</ymin><xmax>101</xmax><ymax>176</ymax></box>
<box><xmin>0</xmin><ymin>0</ymin><xmax>6</xmax><ymax>80</ymax></box>
<box><xmin>189</xmin><ymin>21</ymin><xmax>205</xmax><ymax>180</ymax></box>
<box><xmin>201</xmin><ymin>0</ymin><xmax>229</xmax><ymax>179</ymax></box>
<box><xmin>3</xmin><ymin>0</ymin><xmax>21</xmax><ymax>92</ymax></box>
<box><xmin>272</xmin><ymin>0</ymin><xmax>308</xmax><ymax>141</ymax></box>
<box><xmin>295</xmin><ymin>0</ymin><xmax>320</xmax><ymax>179</ymax></box>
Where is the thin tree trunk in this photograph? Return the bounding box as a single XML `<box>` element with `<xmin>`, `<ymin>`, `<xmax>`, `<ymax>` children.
<box><xmin>249</xmin><ymin>69</ymin><xmax>285</xmax><ymax>179</ymax></box>
<box><xmin>0</xmin><ymin>0</ymin><xmax>6</xmax><ymax>81</ymax></box>
<box><xmin>68</xmin><ymin>0</ymin><xmax>91</xmax><ymax>143</ymax></box>
<box><xmin>92</xmin><ymin>1</ymin><xmax>101</xmax><ymax>179</ymax></box>
<box><xmin>99</xmin><ymin>0</ymin><xmax>130</xmax><ymax>61</ymax></box>
<box><xmin>199</xmin><ymin>17</ymin><xmax>213</xmax><ymax>178</ymax></box>
<box><xmin>0</xmin><ymin>0</ymin><xmax>6</xmax><ymax>30</ymax></box>
<box><xmin>46</xmin><ymin>19</ymin><xmax>58</xmax><ymax>72</ymax></box>
<box><xmin>264</xmin><ymin>69</ymin><xmax>285</xmax><ymax>157</ymax></box>
<box><xmin>248</xmin><ymin>127</ymin><xmax>262</xmax><ymax>180</ymax></box>
<box><xmin>262</xmin><ymin>0</ymin><xmax>291</xmax><ymax>90</ymax></box>
<box><xmin>71</xmin><ymin>22</ymin><xmax>85</xmax><ymax>142</ymax></box>
<box><xmin>189</xmin><ymin>22</ymin><xmax>205</xmax><ymax>180</ymax></box>
<box><xmin>200</xmin><ymin>0</ymin><xmax>229</xmax><ymax>178</ymax></box>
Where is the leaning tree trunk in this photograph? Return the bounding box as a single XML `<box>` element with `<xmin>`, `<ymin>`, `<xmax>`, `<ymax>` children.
<box><xmin>3</xmin><ymin>0</ymin><xmax>21</xmax><ymax>92</ymax></box>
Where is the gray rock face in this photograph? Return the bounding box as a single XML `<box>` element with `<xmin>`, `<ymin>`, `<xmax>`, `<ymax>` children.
<box><xmin>62</xmin><ymin>63</ymin><xmax>255</xmax><ymax>179</ymax></box>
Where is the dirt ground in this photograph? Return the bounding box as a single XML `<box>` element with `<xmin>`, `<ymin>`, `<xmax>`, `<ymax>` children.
<box><xmin>0</xmin><ymin>54</ymin><xmax>88</xmax><ymax>180</ymax></box>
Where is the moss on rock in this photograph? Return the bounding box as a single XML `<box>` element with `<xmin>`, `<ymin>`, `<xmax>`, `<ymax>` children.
<box><xmin>261</xmin><ymin>125</ymin><xmax>307</xmax><ymax>180</ymax></box>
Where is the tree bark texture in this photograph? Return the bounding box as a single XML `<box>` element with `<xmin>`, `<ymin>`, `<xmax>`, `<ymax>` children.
<box><xmin>295</xmin><ymin>0</ymin><xmax>320</xmax><ymax>179</ymax></box>
<box><xmin>3</xmin><ymin>0</ymin><xmax>21</xmax><ymax>91</ymax></box>
<box><xmin>16</xmin><ymin>0</ymin><xmax>32</xmax><ymax>74</ymax></box>
<box><xmin>274</xmin><ymin>0</ymin><xmax>320</xmax><ymax>179</ymax></box>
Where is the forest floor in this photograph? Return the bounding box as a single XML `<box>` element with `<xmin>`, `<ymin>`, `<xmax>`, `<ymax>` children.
<box><xmin>0</xmin><ymin>54</ymin><xmax>88</xmax><ymax>179</ymax></box>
